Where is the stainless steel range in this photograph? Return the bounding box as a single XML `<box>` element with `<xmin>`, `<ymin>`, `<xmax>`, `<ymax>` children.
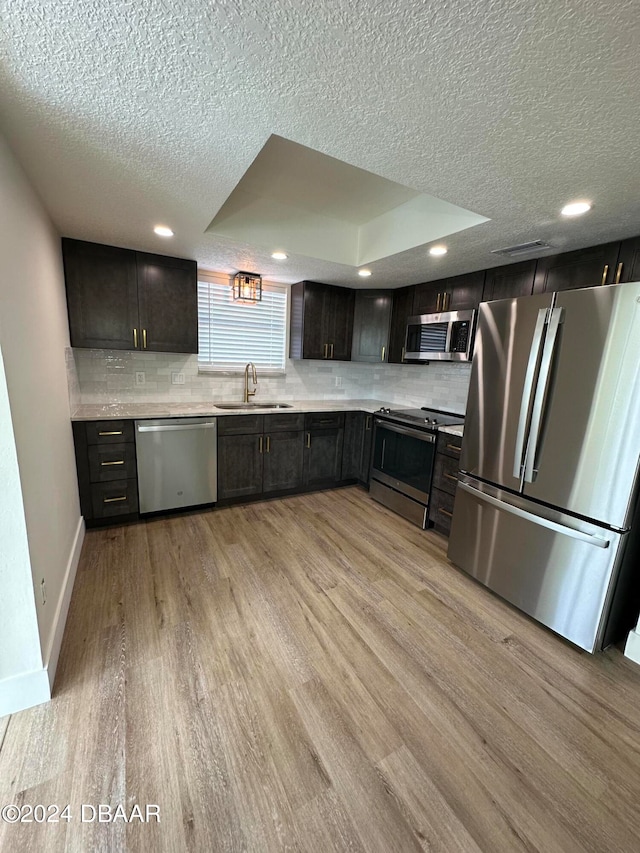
<box><xmin>369</xmin><ymin>407</ymin><xmax>464</xmax><ymax>528</ymax></box>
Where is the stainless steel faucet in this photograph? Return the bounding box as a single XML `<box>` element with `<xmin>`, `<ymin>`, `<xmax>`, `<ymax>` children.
<box><xmin>244</xmin><ymin>362</ymin><xmax>258</xmax><ymax>403</ymax></box>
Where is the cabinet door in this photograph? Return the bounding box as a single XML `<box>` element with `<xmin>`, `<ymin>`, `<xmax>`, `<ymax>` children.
<box><xmin>327</xmin><ymin>286</ymin><xmax>355</xmax><ymax>361</ymax></box>
<box><xmin>63</xmin><ymin>239</ymin><xmax>139</xmax><ymax>350</ymax></box>
<box><xmin>616</xmin><ymin>237</ymin><xmax>640</xmax><ymax>284</ymax></box>
<box><xmin>341</xmin><ymin>412</ymin><xmax>365</xmax><ymax>479</ymax></box>
<box><xmin>446</xmin><ymin>271</ymin><xmax>486</xmax><ymax>311</ymax></box>
<box><xmin>263</xmin><ymin>431</ymin><xmax>304</xmax><ymax>493</ymax></box>
<box><xmin>136</xmin><ymin>253</ymin><xmax>198</xmax><ymax>353</ymax></box>
<box><xmin>388</xmin><ymin>286</ymin><xmax>415</xmax><ymax>363</ymax></box>
<box><xmin>299</xmin><ymin>281</ymin><xmax>330</xmax><ymax>359</ymax></box>
<box><xmin>483</xmin><ymin>260</ymin><xmax>537</xmax><ymax>302</ymax></box>
<box><xmin>217</xmin><ymin>433</ymin><xmax>263</xmax><ymax>499</ymax></box>
<box><xmin>303</xmin><ymin>428</ymin><xmax>344</xmax><ymax>487</ymax></box>
<box><xmin>412</xmin><ymin>281</ymin><xmax>443</xmax><ymax>314</ymax></box>
<box><xmin>533</xmin><ymin>242</ymin><xmax>619</xmax><ymax>293</ymax></box>
<box><xmin>351</xmin><ymin>291</ymin><xmax>392</xmax><ymax>363</ymax></box>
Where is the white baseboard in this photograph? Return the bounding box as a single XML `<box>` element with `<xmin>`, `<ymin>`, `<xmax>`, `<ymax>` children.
<box><xmin>44</xmin><ymin>516</ymin><xmax>85</xmax><ymax>690</ymax></box>
<box><xmin>624</xmin><ymin>628</ymin><xmax>640</xmax><ymax>667</ymax></box>
<box><xmin>0</xmin><ymin>667</ymin><xmax>50</xmax><ymax>717</ymax></box>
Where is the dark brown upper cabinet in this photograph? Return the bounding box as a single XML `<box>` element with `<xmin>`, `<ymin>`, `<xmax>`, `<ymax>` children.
<box><xmin>289</xmin><ymin>280</ymin><xmax>355</xmax><ymax>361</ymax></box>
<box><xmin>63</xmin><ymin>238</ymin><xmax>197</xmax><ymax>353</ymax></box>
<box><xmin>615</xmin><ymin>236</ymin><xmax>640</xmax><ymax>284</ymax></box>
<box><xmin>532</xmin><ymin>242</ymin><xmax>619</xmax><ymax>293</ymax></box>
<box><xmin>351</xmin><ymin>290</ymin><xmax>392</xmax><ymax>363</ymax></box>
<box><xmin>388</xmin><ymin>286</ymin><xmax>415</xmax><ymax>363</ymax></box>
<box><xmin>412</xmin><ymin>271</ymin><xmax>485</xmax><ymax>315</ymax></box>
<box><xmin>482</xmin><ymin>259</ymin><xmax>537</xmax><ymax>302</ymax></box>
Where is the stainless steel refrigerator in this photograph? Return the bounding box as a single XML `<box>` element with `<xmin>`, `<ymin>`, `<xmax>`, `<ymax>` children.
<box><xmin>448</xmin><ymin>281</ymin><xmax>640</xmax><ymax>652</ymax></box>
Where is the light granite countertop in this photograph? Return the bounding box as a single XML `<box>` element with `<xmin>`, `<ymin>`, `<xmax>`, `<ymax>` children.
<box><xmin>71</xmin><ymin>399</ymin><xmax>394</xmax><ymax>421</ymax></box>
<box><xmin>438</xmin><ymin>423</ymin><xmax>464</xmax><ymax>437</ymax></box>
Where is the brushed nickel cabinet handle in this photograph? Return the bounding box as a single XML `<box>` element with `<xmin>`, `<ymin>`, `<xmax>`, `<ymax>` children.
<box><xmin>104</xmin><ymin>496</ymin><xmax>127</xmax><ymax>503</ymax></box>
<box><xmin>101</xmin><ymin>460</ymin><xmax>125</xmax><ymax>466</ymax></box>
<box><xmin>601</xmin><ymin>264</ymin><xmax>609</xmax><ymax>286</ymax></box>
<box><xmin>266</xmin><ymin>435</ymin><xmax>270</xmax><ymax>453</ymax></box>
<box><xmin>142</xmin><ymin>328</ymin><xmax>147</xmax><ymax>349</ymax></box>
<box><xmin>306</xmin><ymin>432</ymin><xmax>311</xmax><ymax>449</ymax></box>
<box><xmin>330</xmin><ymin>343</ymin><xmax>334</xmax><ymax>359</ymax></box>
<box><xmin>259</xmin><ymin>436</ymin><xmax>263</xmax><ymax>454</ymax></box>
<box><xmin>444</xmin><ymin>472</ymin><xmax>458</xmax><ymax>482</ymax></box>
<box><xmin>436</xmin><ymin>292</ymin><xmax>441</xmax><ymax>312</ymax></box>
<box><xmin>438</xmin><ymin>507</ymin><xmax>453</xmax><ymax>518</ymax></box>
<box><xmin>401</xmin><ymin>346</ymin><xmax>405</xmax><ymax>361</ymax></box>
<box><xmin>444</xmin><ymin>292</ymin><xmax>450</xmax><ymax>311</ymax></box>
<box><xmin>98</xmin><ymin>430</ymin><xmax>123</xmax><ymax>436</ymax></box>
<box><xmin>615</xmin><ymin>262</ymin><xmax>623</xmax><ymax>284</ymax></box>
<box><xmin>446</xmin><ymin>443</ymin><xmax>462</xmax><ymax>452</ymax></box>
<box><xmin>381</xmin><ymin>345</ymin><xmax>386</xmax><ymax>361</ymax></box>
<box><xmin>133</xmin><ymin>328</ymin><xmax>138</xmax><ymax>348</ymax></box>
<box><xmin>365</xmin><ymin>415</ymin><xmax>372</xmax><ymax>430</ymax></box>
<box><xmin>323</xmin><ymin>343</ymin><xmax>328</xmax><ymax>359</ymax></box>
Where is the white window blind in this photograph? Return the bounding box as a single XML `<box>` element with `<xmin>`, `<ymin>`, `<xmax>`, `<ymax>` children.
<box><xmin>197</xmin><ymin>276</ymin><xmax>287</xmax><ymax>373</ymax></box>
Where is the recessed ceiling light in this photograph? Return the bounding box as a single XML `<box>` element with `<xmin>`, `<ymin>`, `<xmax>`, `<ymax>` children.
<box><xmin>154</xmin><ymin>225</ymin><xmax>174</xmax><ymax>237</ymax></box>
<box><xmin>561</xmin><ymin>201</ymin><xmax>592</xmax><ymax>217</ymax></box>
<box><xmin>358</xmin><ymin>269</ymin><xmax>372</xmax><ymax>277</ymax></box>
<box><xmin>271</xmin><ymin>251</ymin><xmax>288</xmax><ymax>260</ymax></box>
<box><xmin>429</xmin><ymin>245</ymin><xmax>447</xmax><ymax>256</ymax></box>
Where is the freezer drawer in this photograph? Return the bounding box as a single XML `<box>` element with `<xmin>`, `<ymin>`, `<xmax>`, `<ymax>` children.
<box><xmin>447</xmin><ymin>478</ymin><xmax>623</xmax><ymax>652</ymax></box>
<box><xmin>136</xmin><ymin>418</ymin><xmax>217</xmax><ymax>513</ymax></box>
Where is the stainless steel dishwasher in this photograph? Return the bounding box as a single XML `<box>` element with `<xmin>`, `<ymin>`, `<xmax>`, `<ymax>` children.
<box><xmin>135</xmin><ymin>418</ymin><xmax>217</xmax><ymax>513</ymax></box>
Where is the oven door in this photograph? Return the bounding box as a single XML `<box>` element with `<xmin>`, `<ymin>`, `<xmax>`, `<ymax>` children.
<box><xmin>371</xmin><ymin>419</ymin><xmax>437</xmax><ymax>503</ymax></box>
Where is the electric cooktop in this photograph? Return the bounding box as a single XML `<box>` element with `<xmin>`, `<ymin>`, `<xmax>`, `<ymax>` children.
<box><xmin>375</xmin><ymin>406</ymin><xmax>465</xmax><ymax>430</ymax></box>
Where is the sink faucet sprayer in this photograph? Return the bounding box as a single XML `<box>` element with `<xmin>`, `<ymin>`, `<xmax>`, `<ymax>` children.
<box><xmin>244</xmin><ymin>363</ymin><xmax>258</xmax><ymax>403</ymax></box>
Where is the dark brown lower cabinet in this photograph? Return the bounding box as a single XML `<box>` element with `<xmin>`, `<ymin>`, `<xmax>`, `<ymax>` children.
<box><xmin>263</xmin><ymin>431</ymin><xmax>304</xmax><ymax>493</ymax></box>
<box><xmin>217</xmin><ymin>433</ymin><xmax>264</xmax><ymax>499</ymax></box>
<box><xmin>341</xmin><ymin>412</ymin><xmax>374</xmax><ymax>483</ymax></box>
<box><xmin>429</xmin><ymin>431</ymin><xmax>463</xmax><ymax>536</ymax></box>
<box><xmin>73</xmin><ymin>420</ymin><xmax>139</xmax><ymax>525</ymax></box>
<box><xmin>303</xmin><ymin>413</ymin><xmax>344</xmax><ymax>488</ymax></box>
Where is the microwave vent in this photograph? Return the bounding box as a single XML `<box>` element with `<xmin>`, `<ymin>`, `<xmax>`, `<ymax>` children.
<box><xmin>491</xmin><ymin>240</ymin><xmax>553</xmax><ymax>258</ymax></box>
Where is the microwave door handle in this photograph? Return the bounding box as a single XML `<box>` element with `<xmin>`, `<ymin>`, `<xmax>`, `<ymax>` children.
<box><xmin>524</xmin><ymin>306</ymin><xmax>564</xmax><ymax>483</ymax></box>
<box><xmin>444</xmin><ymin>319</ymin><xmax>453</xmax><ymax>352</ymax></box>
<box><xmin>513</xmin><ymin>308</ymin><xmax>549</xmax><ymax>480</ymax></box>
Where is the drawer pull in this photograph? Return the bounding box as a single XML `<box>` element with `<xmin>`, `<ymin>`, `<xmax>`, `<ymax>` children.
<box><xmin>259</xmin><ymin>436</ymin><xmax>263</xmax><ymax>454</ymax></box>
<box><xmin>615</xmin><ymin>262</ymin><xmax>623</xmax><ymax>284</ymax></box>
<box><xmin>306</xmin><ymin>432</ymin><xmax>311</xmax><ymax>449</ymax></box>
<box><xmin>438</xmin><ymin>508</ymin><xmax>453</xmax><ymax>518</ymax></box>
<box><xmin>98</xmin><ymin>430</ymin><xmax>123</xmax><ymax>436</ymax></box>
<box><xmin>101</xmin><ymin>460</ymin><xmax>125</xmax><ymax>466</ymax></box>
<box><xmin>601</xmin><ymin>264</ymin><xmax>609</xmax><ymax>286</ymax></box>
<box><xmin>104</xmin><ymin>496</ymin><xmax>127</xmax><ymax>504</ymax></box>
<box><xmin>266</xmin><ymin>435</ymin><xmax>271</xmax><ymax>453</ymax></box>
<box><xmin>446</xmin><ymin>443</ymin><xmax>462</xmax><ymax>452</ymax></box>
<box><xmin>444</xmin><ymin>473</ymin><xmax>458</xmax><ymax>482</ymax></box>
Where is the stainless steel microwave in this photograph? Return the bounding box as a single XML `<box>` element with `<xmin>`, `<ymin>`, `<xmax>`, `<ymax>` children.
<box><xmin>404</xmin><ymin>309</ymin><xmax>475</xmax><ymax>362</ymax></box>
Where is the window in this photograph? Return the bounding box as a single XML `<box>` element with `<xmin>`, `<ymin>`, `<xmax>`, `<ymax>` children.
<box><xmin>197</xmin><ymin>273</ymin><xmax>288</xmax><ymax>373</ymax></box>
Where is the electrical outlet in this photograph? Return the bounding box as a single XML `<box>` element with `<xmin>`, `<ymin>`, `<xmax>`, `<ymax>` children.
<box><xmin>335</xmin><ymin>376</ymin><xmax>343</xmax><ymax>388</ymax></box>
<box><xmin>135</xmin><ymin>371</ymin><xmax>145</xmax><ymax>386</ymax></box>
<box><xmin>41</xmin><ymin>578</ymin><xmax>46</xmax><ymax>605</ymax></box>
<box><xmin>171</xmin><ymin>372</ymin><xmax>185</xmax><ymax>385</ymax></box>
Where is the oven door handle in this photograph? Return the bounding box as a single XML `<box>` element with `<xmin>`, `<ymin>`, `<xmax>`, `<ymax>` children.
<box><xmin>375</xmin><ymin>420</ymin><xmax>436</xmax><ymax>443</ymax></box>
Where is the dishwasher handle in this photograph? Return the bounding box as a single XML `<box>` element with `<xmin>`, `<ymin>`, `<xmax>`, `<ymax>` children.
<box><xmin>136</xmin><ymin>422</ymin><xmax>217</xmax><ymax>433</ymax></box>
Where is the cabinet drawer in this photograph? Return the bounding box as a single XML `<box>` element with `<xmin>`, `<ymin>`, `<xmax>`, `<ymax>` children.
<box><xmin>90</xmin><ymin>479</ymin><xmax>139</xmax><ymax>518</ymax></box>
<box><xmin>437</xmin><ymin>431</ymin><xmax>463</xmax><ymax>460</ymax></box>
<box><xmin>305</xmin><ymin>412</ymin><xmax>345</xmax><ymax>430</ymax></box>
<box><xmin>88</xmin><ymin>443</ymin><xmax>137</xmax><ymax>482</ymax></box>
<box><xmin>432</xmin><ymin>452</ymin><xmax>460</xmax><ymax>496</ymax></box>
<box><xmin>85</xmin><ymin>420</ymin><xmax>134</xmax><ymax>444</ymax></box>
<box><xmin>429</xmin><ymin>487</ymin><xmax>455</xmax><ymax>535</ymax></box>
<box><xmin>217</xmin><ymin>414</ymin><xmax>264</xmax><ymax>435</ymax></box>
<box><xmin>264</xmin><ymin>412</ymin><xmax>305</xmax><ymax>432</ymax></box>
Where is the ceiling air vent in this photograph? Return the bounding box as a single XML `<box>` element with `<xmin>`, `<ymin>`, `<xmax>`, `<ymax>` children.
<box><xmin>491</xmin><ymin>240</ymin><xmax>553</xmax><ymax>258</ymax></box>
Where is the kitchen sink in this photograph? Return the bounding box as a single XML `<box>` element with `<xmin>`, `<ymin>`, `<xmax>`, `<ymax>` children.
<box><xmin>213</xmin><ymin>402</ymin><xmax>293</xmax><ymax>410</ymax></box>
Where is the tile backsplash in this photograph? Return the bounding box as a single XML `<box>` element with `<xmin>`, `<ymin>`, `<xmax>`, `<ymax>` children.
<box><xmin>69</xmin><ymin>349</ymin><xmax>472</xmax><ymax>414</ymax></box>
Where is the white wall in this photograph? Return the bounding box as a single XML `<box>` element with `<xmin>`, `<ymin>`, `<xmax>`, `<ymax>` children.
<box><xmin>0</xmin><ymin>131</ymin><xmax>82</xmax><ymax>712</ymax></box>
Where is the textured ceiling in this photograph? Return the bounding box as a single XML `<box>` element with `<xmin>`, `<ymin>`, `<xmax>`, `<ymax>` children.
<box><xmin>1</xmin><ymin>0</ymin><xmax>639</xmax><ymax>288</ymax></box>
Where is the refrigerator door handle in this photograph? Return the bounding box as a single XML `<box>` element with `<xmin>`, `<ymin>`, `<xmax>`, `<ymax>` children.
<box><xmin>458</xmin><ymin>481</ymin><xmax>611</xmax><ymax>549</ymax></box>
<box><xmin>524</xmin><ymin>306</ymin><xmax>564</xmax><ymax>483</ymax></box>
<box><xmin>513</xmin><ymin>308</ymin><xmax>549</xmax><ymax>479</ymax></box>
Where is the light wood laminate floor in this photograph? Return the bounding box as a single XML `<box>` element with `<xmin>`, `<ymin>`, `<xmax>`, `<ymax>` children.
<box><xmin>2</xmin><ymin>486</ymin><xmax>640</xmax><ymax>852</ymax></box>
